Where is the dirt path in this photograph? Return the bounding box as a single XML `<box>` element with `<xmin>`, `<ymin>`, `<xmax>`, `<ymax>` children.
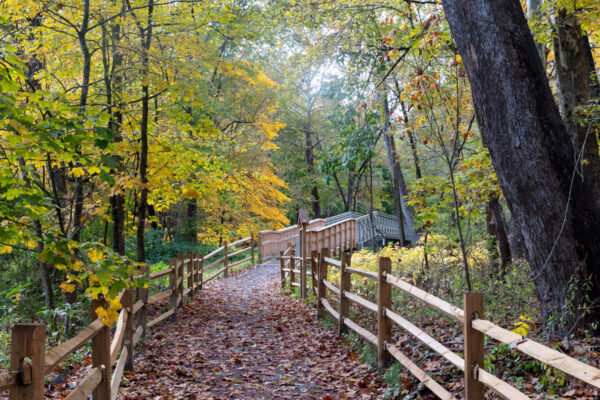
<box><xmin>117</xmin><ymin>262</ymin><xmax>386</xmax><ymax>399</ymax></box>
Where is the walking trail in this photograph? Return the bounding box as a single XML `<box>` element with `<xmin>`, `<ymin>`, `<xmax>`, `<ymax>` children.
<box><xmin>117</xmin><ymin>262</ymin><xmax>387</xmax><ymax>399</ymax></box>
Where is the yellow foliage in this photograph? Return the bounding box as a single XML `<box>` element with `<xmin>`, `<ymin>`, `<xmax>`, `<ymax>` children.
<box><xmin>95</xmin><ymin>297</ymin><xmax>122</xmax><ymax>326</ymax></box>
<box><xmin>59</xmin><ymin>281</ymin><xmax>76</xmax><ymax>293</ymax></box>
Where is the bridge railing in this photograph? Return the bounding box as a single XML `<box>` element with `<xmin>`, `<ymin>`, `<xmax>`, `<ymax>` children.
<box><xmin>0</xmin><ymin>236</ymin><xmax>257</xmax><ymax>400</ymax></box>
<box><xmin>257</xmin><ymin>219</ymin><xmax>326</xmax><ymax>262</ymax></box>
<box><xmin>312</xmin><ymin>248</ymin><xmax>600</xmax><ymax>400</ymax></box>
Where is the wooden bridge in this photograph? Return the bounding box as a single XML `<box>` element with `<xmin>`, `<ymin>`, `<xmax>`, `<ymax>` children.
<box><xmin>258</xmin><ymin>210</ymin><xmax>414</xmax><ymax>262</ymax></box>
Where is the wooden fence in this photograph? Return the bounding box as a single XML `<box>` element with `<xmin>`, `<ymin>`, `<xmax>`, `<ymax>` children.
<box><xmin>0</xmin><ymin>235</ymin><xmax>256</xmax><ymax>400</ymax></box>
<box><xmin>306</xmin><ymin>247</ymin><xmax>600</xmax><ymax>400</ymax></box>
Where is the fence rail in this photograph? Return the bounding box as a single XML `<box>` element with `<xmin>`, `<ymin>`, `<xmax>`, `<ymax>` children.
<box><xmin>0</xmin><ymin>234</ymin><xmax>257</xmax><ymax>400</ymax></box>
<box><xmin>310</xmin><ymin>247</ymin><xmax>600</xmax><ymax>400</ymax></box>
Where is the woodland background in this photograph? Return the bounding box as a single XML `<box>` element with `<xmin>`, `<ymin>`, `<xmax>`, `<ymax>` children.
<box><xmin>0</xmin><ymin>0</ymin><xmax>599</xmax><ymax>391</ymax></box>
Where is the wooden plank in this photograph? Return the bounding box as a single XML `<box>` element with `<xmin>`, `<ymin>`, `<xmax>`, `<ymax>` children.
<box><xmin>291</xmin><ymin>282</ymin><xmax>301</xmax><ymax>287</ymax></box>
<box><xmin>147</xmin><ymin>289</ymin><xmax>172</xmax><ymax>305</ymax></box>
<box><xmin>321</xmin><ymin>298</ymin><xmax>339</xmax><ymax>320</ymax></box>
<box><xmin>0</xmin><ymin>371</ymin><xmax>18</xmax><ymax>392</ymax></box>
<box><xmin>46</xmin><ymin>319</ymin><xmax>104</xmax><ymax>373</ymax></box>
<box><xmin>65</xmin><ymin>367</ymin><xmax>102</xmax><ymax>400</ymax></box>
<box><xmin>228</xmin><ymin>247</ymin><xmax>251</xmax><ymax>258</ymax></box>
<box><xmin>183</xmin><ymin>287</ymin><xmax>192</xmax><ymax>297</ymax></box>
<box><xmin>343</xmin><ymin>317</ymin><xmax>377</xmax><ymax>345</ymax></box>
<box><xmin>344</xmin><ymin>290</ymin><xmax>377</xmax><ymax>313</ymax></box>
<box><xmin>386</xmin><ymin>307</ymin><xmax>464</xmax><ymax>370</ymax></box>
<box><xmin>292</xmin><ymin>268</ymin><xmax>301</xmax><ymax>274</ymax></box>
<box><xmin>478</xmin><ymin>368</ymin><xmax>531</xmax><ymax>400</ymax></box>
<box><xmin>472</xmin><ymin>318</ymin><xmax>600</xmax><ymax>390</ymax></box>
<box><xmin>385</xmin><ymin>274</ymin><xmax>465</xmax><ymax>322</ymax></box>
<box><xmin>282</xmin><ymin>268</ymin><xmax>291</xmax><ymax>273</ymax></box>
<box><xmin>133</xmin><ymin>325</ymin><xmax>144</xmax><ymax>345</ymax></box>
<box><xmin>229</xmin><ymin>237</ymin><xmax>251</xmax><ymax>247</ymax></box>
<box><xmin>229</xmin><ymin>256</ymin><xmax>251</xmax><ymax>268</ymax></box>
<box><xmin>110</xmin><ymin>309</ymin><xmax>128</xmax><ymax>366</ymax></box>
<box><xmin>464</xmin><ymin>293</ymin><xmax>484</xmax><ymax>399</ymax></box>
<box><xmin>133</xmin><ymin>325</ymin><xmax>143</xmax><ymax>345</ymax></box>
<box><xmin>346</xmin><ymin>266</ymin><xmax>377</xmax><ymax>280</ymax></box>
<box><xmin>147</xmin><ymin>309</ymin><xmax>175</xmax><ymax>328</ymax></box>
<box><xmin>386</xmin><ymin>343</ymin><xmax>457</xmax><ymax>400</ymax></box>
<box><xmin>202</xmin><ymin>267</ymin><xmax>226</xmax><ymax>284</ymax></box>
<box><xmin>132</xmin><ymin>300</ymin><xmax>144</xmax><ymax>315</ymax></box>
<box><xmin>204</xmin><ymin>246</ymin><xmax>225</xmax><ymax>260</ymax></box>
<box><xmin>149</xmin><ymin>268</ymin><xmax>171</xmax><ymax>280</ymax></box>
<box><xmin>204</xmin><ymin>257</ymin><xmax>224</xmax><ymax>270</ymax></box>
<box><xmin>323</xmin><ymin>280</ymin><xmax>340</xmax><ymax>296</ymax></box>
<box><xmin>323</xmin><ymin>257</ymin><xmax>341</xmax><ymax>268</ymax></box>
<box><xmin>111</xmin><ymin>346</ymin><xmax>128</xmax><ymax>399</ymax></box>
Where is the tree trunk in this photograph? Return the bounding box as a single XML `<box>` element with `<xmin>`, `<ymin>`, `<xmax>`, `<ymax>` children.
<box><xmin>382</xmin><ymin>97</ymin><xmax>406</xmax><ymax>244</ymax></box>
<box><xmin>526</xmin><ymin>0</ymin><xmax>546</xmax><ymax>62</ymax></box>
<box><xmin>486</xmin><ymin>196</ymin><xmax>511</xmax><ymax>276</ymax></box>
<box><xmin>553</xmin><ymin>10</ymin><xmax>600</xmax><ymax>211</ymax></box>
<box><xmin>105</xmin><ymin>5</ymin><xmax>125</xmax><ymax>255</ymax></box>
<box><xmin>184</xmin><ymin>198</ymin><xmax>197</xmax><ymax>243</ymax></box>
<box><xmin>136</xmin><ymin>0</ymin><xmax>155</xmax><ymax>263</ymax></box>
<box><xmin>304</xmin><ymin>126</ymin><xmax>321</xmax><ymax>218</ymax></box>
<box><xmin>442</xmin><ymin>0</ymin><xmax>600</xmax><ymax>334</ymax></box>
<box><xmin>400</xmin><ymin>99</ymin><xmax>422</xmax><ymax>179</ymax></box>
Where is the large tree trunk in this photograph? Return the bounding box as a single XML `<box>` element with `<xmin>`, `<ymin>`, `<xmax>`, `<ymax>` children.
<box><xmin>553</xmin><ymin>10</ymin><xmax>600</xmax><ymax>210</ymax></box>
<box><xmin>442</xmin><ymin>0</ymin><xmax>600</xmax><ymax>334</ymax></box>
<box><xmin>104</xmin><ymin>9</ymin><xmax>126</xmax><ymax>255</ymax></box>
<box><xmin>136</xmin><ymin>0</ymin><xmax>155</xmax><ymax>263</ymax></box>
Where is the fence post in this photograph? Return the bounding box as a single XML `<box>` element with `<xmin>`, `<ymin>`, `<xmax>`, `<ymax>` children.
<box><xmin>310</xmin><ymin>250</ymin><xmax>318</xmax><ymax>293</ymax></box>
<box><xmin>338</xmin><ymin>250</ymin><xmax>351</xmax><ymax>335</ymax></box>
<box><xmin>178</xmin><ymin>253</ymin><xmax>184</xmax><ymax>306</ymax></box>
<box><xmin>193</xmin><ymin>251</ymin><xmax>199</xmax><ymax>289</ymax></box>
<box><xmin>141</xmin><ymin>264</ymin><xmax>149</xmax><ymax>338</ymax></box>
<box><xmin>92</xmin><ymin>298</ymin><xmax>111</xmax><ymax>400</ymax></box>
<box><xmin>280</xmin><ymin>251</ymin><xmax>285</xmax><ymax>288</ymax></box>
<box><xmin>378</xmin><ymin>257</ymin><xmax>392</xmax><ymax>371</ymax></box>
<box><xmin>257</xmin><ymin>233</ymin><xmax>263</xmax><ymax>264</ymax></box>
<box><xmin>300</xmin><ymin>221</ymin><xmax>308</xmax><ymax>299</ymax></box>
<box><xmin>317</xmin><ymin>248</ymin><xmax>330</xmax><ymax>319</ymax></box>
<box><xmin>187</xmin><ymin>250</ymin><xmax>194</xmax><ymax>295</ymax></box>
<box><xmin>290</xmin><ymin>248</ymin><xmax>296</xmax><ymax>289</ymax></box>
<box><xmin>169</xmin><ymin>258</ymin><xmax>178</xmax><ymax>322</ymax></box>
<box><xmin>222</xmin><ymin>242</ymin><xmax>228</xmax><ymax>277</ymax></box>
<box><xmin>199</xmin><ymin>254</ymin><xmax>204</xmax><ymax>289</ymax></box>
<box><xmin>464</xmin><ymin>292</ymin><xmax>484</xmax><ymax>400</ymax></box>
<box><xmin>9</xmin><ymin>323</ymin><xmax>45</xmax><ymax>400</ymax></box>
<box><xmin>251</xmin><ymin>233</ymin><xmax>256</xmax><ymax>266</ymax></box>
<box><xmin>123</xmin><ymin>283</ymin><xmax>134</xmax><ymax>371</ymax></box>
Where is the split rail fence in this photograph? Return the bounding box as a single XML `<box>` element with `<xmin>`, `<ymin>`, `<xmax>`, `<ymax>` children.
<box><xmin>297</xmin><ymin>245</ymin><xmax>600</xmax><ymax>400</ymax></box>
<box><xmin>0</xmin><ymin>235</ymin><xmax>256</xmax><ymax>400</ymax></box>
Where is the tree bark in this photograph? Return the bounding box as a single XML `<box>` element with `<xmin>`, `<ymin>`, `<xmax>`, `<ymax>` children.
<box><xmin>104</xmin><ymin>3</ymin><xmax>125</xmax><ymax>255</ymax></box>
<box><xmin>304</xmin><ymin>126</ymin><xmax>321</xmax><ymax>218</ymax></box>
<box><xmin>485</xmin><ymin>196</ymin><xmax>511</xmax><ymax>276</ymax></box>
<box><xmin>382</xmin><ymin>97</ymin><xmax>410</xmax><ymax>244</ymax></box>
<box><xmin>136</xmin><ymin>0</ymin><xmax>155</xmax><ymax>263</ymax></box>
<box><xmin>442</xmin><ymin>0</ymin><xmax>600</xmax><ymax>333</ymax></box>
<box><xmin>553</xmin><ymin>10</ymin><xmax>600</xmax><ymax>211</ymax></box>
<box><xmin>184</xmin><ymin>198</ymin><xmax>197</xmax><ymax>243</ymax></box>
